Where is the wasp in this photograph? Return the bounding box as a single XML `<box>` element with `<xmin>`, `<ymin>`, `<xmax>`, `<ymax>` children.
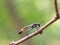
<box><xmin>18</xmin><ymin>23</ymin><xmax>40</xmax><ymax>35</ymax></box>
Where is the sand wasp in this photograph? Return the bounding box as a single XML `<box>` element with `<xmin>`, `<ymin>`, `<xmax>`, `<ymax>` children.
<box><xmin>18</xmin><ymin>23</ymin><xmax>40</xmax><ymax>35</ymax></box>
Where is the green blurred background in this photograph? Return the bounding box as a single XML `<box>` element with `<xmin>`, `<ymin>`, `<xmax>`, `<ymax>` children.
<box><xmin>0</xmin><ymin>0</ymin><xmax>60</xmax><ymax>45</ymax></box>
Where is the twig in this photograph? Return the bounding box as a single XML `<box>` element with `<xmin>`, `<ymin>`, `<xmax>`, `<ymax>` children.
<box><xmin>54</xmin><ymin>0</ymin><xmax>59</xmax><ymax>17</ymax></box>
<box><xmin>9</xmin><ymin>16</ymin><xmax>58</xmax><ymax>45</ymax></box>
<box><xmin>9</xmin><ymin>0</ymin><xmax>60</xmax><ymax>45</ymax></box>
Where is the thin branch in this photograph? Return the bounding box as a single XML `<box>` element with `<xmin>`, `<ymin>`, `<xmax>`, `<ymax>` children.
<box><xmin>9</xmin><ymin>0</ymin><xmax>60</xmax><ymax>45</ymax></box>
<box><xmin>9</xmin><ymin>16</ymin><xmax>58</xmax><ymax>45</ymax></box>
<box><xmin>54</xmin><ymin>0</ymin><xmax>59</xmax><ymax>17</ymax></box>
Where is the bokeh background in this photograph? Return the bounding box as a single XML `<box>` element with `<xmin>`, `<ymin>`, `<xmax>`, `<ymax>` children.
<box><xmin>0</xmin><ymin>0</ymin><xmax>60</xmax><ymax>45</ymax></box>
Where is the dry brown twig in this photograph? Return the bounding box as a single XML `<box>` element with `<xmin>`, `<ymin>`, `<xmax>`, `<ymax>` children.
<box><xmin>9</xmin><ymin>0</ymin><xmax>60</xmax><ymax>45</ymax></box>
